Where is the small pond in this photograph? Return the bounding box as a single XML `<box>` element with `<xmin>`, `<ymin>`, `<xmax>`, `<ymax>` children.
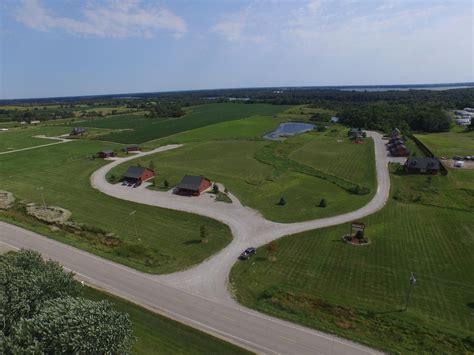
<box><xmin>263</xmin><ymin>122</ymin><xmax>315</xmax><ymax>140</ymax></box>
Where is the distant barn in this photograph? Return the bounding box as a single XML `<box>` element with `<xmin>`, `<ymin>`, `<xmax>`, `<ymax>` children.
<box><xmin>123</xmin><ymin>145</ymin><xmax>141</xmax><ymax>153</ymax></box>
<box><xmin>122</xmin><ymin>166</ymin><xmax>154</xmax><ymax>184</ymax></box>
<box><xmin>98</xmin><ymin>150</ymin><xmax>116</xmax><ymax>159</ymax></box>
<box><xmin>70</xmin><ymin>127</ymin><xmax>86</xmax><ymax>136</ymax></box>
<box><xmin>405</xmin><ymin>157</ymin><xmax>440</xmax><ymax>175</ymax></box>
<box><xmin>175</xmin><ymin>175</ymin><xmax>212</xmax><ymax>196</ymax></box>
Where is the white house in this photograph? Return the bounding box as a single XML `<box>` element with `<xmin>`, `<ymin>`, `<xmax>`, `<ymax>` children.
<box><xmin>330</xmin><ymin>116</ymin><xmax>339</xmax><ymax>123</ymax></box>
<box><xmin>455</xmin><ymin>118</ymin><xmax>471</xmax><ymax>126</ymax></box>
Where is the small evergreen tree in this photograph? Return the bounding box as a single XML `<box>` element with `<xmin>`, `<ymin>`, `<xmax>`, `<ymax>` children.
<box><xmin>319</xmin><ymin>198</ymin><xmax>327</xmax><ymax>207</ymax></box>
<box><xmin>212</xmin><ymin>184</ymin><xmax>219</xmax><ymax>194</ymax></box>
<box><xmin>163</xmin><ymin>180</ymin><xmax>169</xmax><ymax>188</ymax></box>
<box><xmin>200</xmin><ymin>225</ymin><xmax>208</xmax><ymax>243</ymax></box>
<box><xmin>278</xmin><ymin>197</ymin><xmax>286</xmax><ymax>206</ymax></box>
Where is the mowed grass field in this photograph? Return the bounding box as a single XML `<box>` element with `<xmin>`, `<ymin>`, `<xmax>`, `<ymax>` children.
<box><xmin>83</xmin><ymin>287</ymin><xmax>250</xmax><ymax>354</ymax></box>
<box><xmin>0</xmin><ymin>125</ymin><xmax>72</xmax><ymax>152</ymax></box>
<box><xmin>110</xmin><ymin>117</ymin><xmax>376</xmax><ymax>223</ymax></box>
<box><xmin>71</xmin><ymin>103</ymin><xmax>289</xmax><ymax>144</ymax></box>
<box><xmin>0</xmin><ymin>140</ymin><xmax>232</xmax><ymax>274</ymax></box>
<box><xmin>415</xmin><ymin>126</ymin><xmax>474</xmax><ymax>157</ymax></box>
<box><xmin>230</xmin><ymin>167</ymin><xmax>474</xmax><ymax>353</ymax></box>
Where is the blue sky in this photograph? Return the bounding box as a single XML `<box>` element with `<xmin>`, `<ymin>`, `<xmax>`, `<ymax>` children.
<box><xmin>1</xmin><ymin>0</ymin><xmax>472</xmax><ymax>99</ymax></box>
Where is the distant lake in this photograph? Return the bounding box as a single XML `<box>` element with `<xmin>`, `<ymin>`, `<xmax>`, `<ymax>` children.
<box><xmin>340</xmin><ymin>85</ymin><xmax>473</xmax><ymax>92</ymax></box>
<box><xmin>264</xmin><ymin>122</ymin><xmax>315</xmax><ymax>140</ymax></box>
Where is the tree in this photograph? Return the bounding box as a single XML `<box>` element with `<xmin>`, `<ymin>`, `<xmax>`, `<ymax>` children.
<box><xmin>163</xmin><ymin>180</ymin><xmax>169</xmax><ymax>188</ymax></box>
<box><xmin>5</xmin><ymin>297</ymin><xmax>133</xmax><ymax>354</ymax></box>
<box><xmin>319</xmin><ymin>198</ymin><xmax>327</xmax><ymax>208</ymax></box>
<box><xmin>278</xmin><ymin>197</ymin><xmax>286</xmax><ymax>206</ymax></box>
<box><xmin>149</xmin><ymin>160</ymin><xmax>155</xmax><ymax>171</ymax></box>
<box><xmin>468</xmin><ymin>120</ymin><xmax>474</xmax><ymax>131</ymax></box>
<box><xmin>0</xmin><ymin>250</ymin><xmax>79</xmax><ymax>335</ymax></box>
<box><xmin>212</xmin><ymin>184</ymin><xmax>219</xmax><ymax>194</ymax></box>
<box><xmin>200</xmin><ymin>225</ymin><xmax>208</xmax><ymax>243</ymax></box>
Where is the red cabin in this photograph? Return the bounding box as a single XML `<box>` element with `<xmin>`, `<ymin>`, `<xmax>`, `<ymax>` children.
<box><xmin>175</xmin><ymin>175</ymin><xmax>212</xmax><ymax>196</ymax></box>
<box><xmin>122</xmin><ymin>166</ymin><xmax>155</xmax><ymax>184</ymax></box>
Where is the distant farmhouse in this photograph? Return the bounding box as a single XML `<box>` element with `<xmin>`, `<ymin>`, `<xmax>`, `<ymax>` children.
<box><xmin>348</xmin><ymin>128</ymin><xmax>364</xmax><ymax>139</ymax></box>
<box><xmin>454</xmin><ymin>109</ymin><xmax>473</xmax><ymax>126</ymax></box>
<box><xmin>123</xmin><ymin>145</ymin><xmax>141</xmax><ymax>153</ymax></box>
<box><xmin>98</xmin><ymin>150</ymin><xmax>116</xmax><ymax>159</ymax></box>
<box><xmin>175</xmin><ymin>175</ymin><xmax>212</xmax><ymax>196</ymax></box>
<box><xmin>387</xmin><ymin>128</ymin><xmax>410</xmax><ymax>157</ymax></box>
<box><xmin>122</xmin><ymin>166</ymin><xmax>154</xmax><ymax>185</ymax></box>
<box><xmin>70</xmin><ymin>127</ymin><xmax>87</xmax><ymax>136</ymax></box>
<box><xmin>330</xmin><ymin>116</ymin><xmax>339</xmax><ymax>123</ymax></box>
<box><xmin>405</xmin><ymin>157</ymin><xmax>440</xmax><ymax>175</ymax></box>
<box><xmin>30</xmin><ymin>120</ymin><xmax>41</xmax><ymax>125</ymax></box>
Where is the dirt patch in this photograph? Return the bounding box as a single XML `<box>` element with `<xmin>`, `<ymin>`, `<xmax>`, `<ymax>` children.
<box><xmin>0</xmin><ymin>190</ymin><xmax>15</xmax><ymax>209</ymax></box>
<box><xmin>26</xmin><ymin>204</ymin><xmax>72</xmax><ymax>224</ymax></box>
<box><xmin>342</xmin><ymin>234</ymin><xmax>371</xmax><ymax>246</ymax></box>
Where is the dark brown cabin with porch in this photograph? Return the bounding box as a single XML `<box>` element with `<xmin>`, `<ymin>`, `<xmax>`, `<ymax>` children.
<box><xmin>405</xmin><ymin>157</ymin><xmax>440</xmax><ymax>175</ymax></box>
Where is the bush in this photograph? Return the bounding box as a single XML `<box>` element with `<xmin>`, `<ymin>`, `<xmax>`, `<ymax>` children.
<box><xmin>163</xmin><ymin>180</ymin><xmax>169</xmax><ymax>188</ymax></box>
<box><xmin>212</xmin><ymin>184</ymin><xmax>219</xmax><ymax>194</ymax></box>
<box><xmin>319</xmin><ymin>198</ymin><xmax>327</xmax><ymax>208</ymax></box>
<box><xmin>278</xmin><ymin>197</ymin><xmax>286</xmax><ymax>206</ymax></box>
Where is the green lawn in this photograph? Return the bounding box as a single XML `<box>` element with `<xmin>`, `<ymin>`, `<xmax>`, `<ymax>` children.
<box><xmin>71</xmin><ymin>103</ymin><xmax>290</xmax><ymax>144</ymax></box>
<box><xmin>109</xmin><ymin>120</ymin><xmax>376</xmax><ymax>223</ymax></box>
<box><xmin>0</xmin><ymin>126</ymin><xmax>71</xmax><ymax>152</ymax></box>
<box><xmin>230</xmin><ymin>166</ymin><xmax>474</xmax><ymax>353</ymax></box>
<box><xmin>415</xmin><ymin>127</ymin><xmax>474</xmax><ymax>157</ymax></box>
<box><xmin>82</xmin><ymin>287</ymin><xmax>251</xmax><ymax>354</ymax></box>
<box><xmin>0</xmin><ymin>140</ymin><xmax>232</xmax><ymax>274</ymax></box>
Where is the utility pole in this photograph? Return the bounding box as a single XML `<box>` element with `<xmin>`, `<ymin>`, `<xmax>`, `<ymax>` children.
<box><xmin>129</xmin><ymin>210</ymin><xmax>139</xmax><ymax>239</ymax></box>
<box><xmin>404</xmin><ymin>272</ymin><xmax>417</xmax><ymax>311</ymax></box>
<box><xmin>38</xmin><ymin>187</ymin><xmax>46</xmax><ymax>209</ymax></box>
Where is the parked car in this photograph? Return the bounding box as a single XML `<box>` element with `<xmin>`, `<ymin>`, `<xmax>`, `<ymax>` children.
<box><xmin>133</xmin><ymin>181</ymin><xmax>141</xmax><ymax>188</ymax></box>
<box><xmin>239</xmin><ymin>247</ymin><xmax>256</xmax><ymax>260</ymax></box>
<box><xmin>454</xmin><ymin>161</ymin><xmax>464</xmax><ymax>168</ymax></box>
<box><xmin>465</xmin><ymin>156</ymin><xmax>472</xmax><ymax>160</ymax></box>
<box><xmin>122</xmin><ymin>180</ymin><xmax>128</xmax><ymax>186</ymax></box>
<box><xmin>453</xmin><ymin>155</ymin><xmax>463</xmax><ymax>160</ymax></box>
<box><xmin>127</xmin><ymin>181</ymin><xmax>134</xmax><ymax>187</ymax></box>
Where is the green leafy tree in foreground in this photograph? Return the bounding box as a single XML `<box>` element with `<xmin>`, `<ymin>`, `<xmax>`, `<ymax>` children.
<box><xmin>0</xmin><ymin>250</ymin><xmax>133</xmax><ymax>354</ymax></box>
<box><xmin>0</xmin><ymin>250</ymin><xmax>79</xmax><ymax>335</ymax></box>
<box><xmin>5</xmin><ymin>297</ymin><xmax>133</xmax><ymax>354</ymax></box>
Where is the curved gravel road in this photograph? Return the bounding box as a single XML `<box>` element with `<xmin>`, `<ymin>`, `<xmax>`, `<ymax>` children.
<box><xmin>0</xmin><ymin>132</ymin><xmax>389</xmax><ymax>354</ymax></box>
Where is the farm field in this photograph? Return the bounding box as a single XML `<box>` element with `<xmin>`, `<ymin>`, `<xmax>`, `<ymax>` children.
<box><xmin>71</xmin><ymin>103</ymin><xmax>290</xmax><ymax>144</ymax></box>
<box><xmin>230</xmin><ymin>165</ymin><xmax>474</xmax><ymax>353</ymax></box>
<box><xmin>83</xmin><ymin>287</ymin><xmax>250</xmax><ymax>354</ymax></box>
<box><xmin>0</xmin><ymin>125</ymin><xmax>72</xmax><ymax>152</ymax></box>
<box><xmin>0</xmin><ymin>140</ymin><xmax>232</xmax><ymax>274</ymax></box>
<box><xmin>109</xmin><ymin>117</ymin><xmax>376</xmax><ymax>223</ymax></box>
<box><xmin>415</xmin><ymin>126</ymin><xmax>474</xmax><ymax>157</ymax></box>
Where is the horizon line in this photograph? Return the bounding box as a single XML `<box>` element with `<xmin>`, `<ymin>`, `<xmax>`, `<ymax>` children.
<box><xmin>2</xmin><ymin>81</ymin><xmax>473</xmax><ymax>103</ymax></box>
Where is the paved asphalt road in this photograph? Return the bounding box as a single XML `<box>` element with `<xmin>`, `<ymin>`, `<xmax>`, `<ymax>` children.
<box><xmin>0</xmin><ymin>132</ymin><xmax>389</xmax><ymax>354</ymax></box>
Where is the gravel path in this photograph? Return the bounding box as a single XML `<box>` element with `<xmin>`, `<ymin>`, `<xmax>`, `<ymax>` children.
<box><xmin>0</xmin><ymin>132</ymin><xmax>388</xmax><ymax>354</ymax></box>
<box><xmin>0</xmin><ymin>135</ymin><xmax>71</xmax><ymax>155</ymax></box>
<box><xmin>91</xmin><ymin>132</ymin><xmax>390</xmax><ymax>304</ymax></box>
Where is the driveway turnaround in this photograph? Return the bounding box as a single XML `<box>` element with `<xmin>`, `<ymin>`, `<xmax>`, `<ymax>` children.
<box><xmin>0</xmin><ymin>132</ymin><xmax>389</xmax><ymax>354</ymax></box>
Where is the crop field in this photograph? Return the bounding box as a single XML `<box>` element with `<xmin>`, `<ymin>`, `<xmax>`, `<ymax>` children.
<box><xmin>0</xmin><ymin>125</ymin><xmax>72</xmax><ymax>152</ymax></box>
<box><xmin>70</xmin><ymin>103</ymin><xmax>290</xmax><ymax>144</ymax></box>
<box><xmin>83</xmin><ymin>287</ymin><xmax>249</xmax><ymax>354</ymax></box>
<box><xmin>109</xmin><ymin>117</ymin><xmax>376</xmax><ymax>223</ymax></box>
<box><xmin>0</xmin><ymin>140</ymin><xmax>232</xmax><ymax>273</ymax></box>
<box><xmin>415</xmin><ymin>127</ymin><xmax>474</xmax><ymax>157</ymax></box>
<box><xmin>230</xmin><ymin>166</ymin><xmax>474</xmax><ymax>353</ymax></box>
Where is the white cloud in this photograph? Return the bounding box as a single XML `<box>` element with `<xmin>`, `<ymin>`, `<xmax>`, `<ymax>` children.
<box><xmin>14</xmin><ymin>0</ymin><xmax>187</xmax><ymax>38</ymax></box>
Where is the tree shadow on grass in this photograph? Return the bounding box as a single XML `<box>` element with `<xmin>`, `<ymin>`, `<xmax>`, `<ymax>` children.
<box><xmin>183</xmin><ymin>239</ymin><xmax>201</xmax><ymax>245</ymax></box>
<box><xmin>255</xmin><ymin>256</ymin><xmax>266</xmax><ymax>262</ymax></box>
<box><xmin>467</xmin><ymin>302</ymin><xmax>474</xmax><ymax>310</ymax></box>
